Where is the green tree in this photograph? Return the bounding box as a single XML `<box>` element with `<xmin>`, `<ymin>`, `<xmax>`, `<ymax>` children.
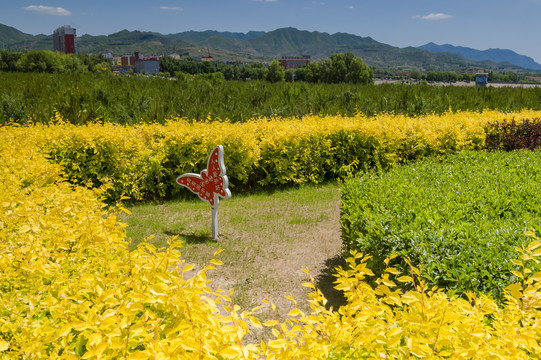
<box><xmin>442</xmin><ymin>71</ymin><xmax>458</xmax><ymax>82</ymax></box>
<box><xmin>305</xmin><ymin>62</ymin><xmax>320</xmax><ymax>82</ymax></box>
<box><xmin>343</xmin><ymin>52</ymin><xmax>373</xmax><ymax>84</ymax></box>
<box><xmin>307</xmin><ymin>53</ymin><xmax>373</xmax><ymax>84</ymax></box>
<box><xmin>410</xmin><ymin>69</ymin><xmax>422</xmax><ymax>80</ymax></box>
<box><xmin>0</xmin><ymin>51</ymin><xmax>23</xmax><ymax>72</ymax></box>
<box><xmin>266</xmin><ymin>60</ymin><xmax>284</xmax><ymax>83</ymax></box>
<box><xmin>15</xmin><ymin>50</ymin><xmax>60</xmax><ymax>73</ymax></box>
<box><xmin>460</xmin><ymin>73</ymin><xmax>474</xmax><ymax>82</ymax></box>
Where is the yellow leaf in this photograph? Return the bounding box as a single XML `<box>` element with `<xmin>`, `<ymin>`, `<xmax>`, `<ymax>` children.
<box><xmin>209</xmin><ymin>258</ymin><xmax>223</xmax><ymax>266</ymax></box>
<box><xmin>263</xmin><ymin>320</ymin><xmax>279</xmax><ymax>327</ymax></box>
<box><xmin>213</xmin><ymin>248</ymin><xmax>224</xmax><ymax>257</ymax></box>
<box><xmin>288</xmin><ymin>308</ymin><xmax>302</xmax><ymax>317</ymax></box>
<box><xmin>397</xmin><ymin>276</ymin><xmax>413</xmax><ymax>283</ymax></box>
<box><xmin>531</xmin><ymin>271</ymin><xmax>541</xmax><ymax>282</ymax></box>
<box><xmin>72</xmin><ymin>322</ymin><xmax>91</xmax><ymax>332</ymax></box>
<box><xmin>220</xmin><ymin>346</ymin><xmax>243</xmax><ymax>359</ymax></box>
<box><xmin>119</xmin><ymin>206</ymin><xmax>131</xmax><ymax>215</ymax></box>
<box><xmin>182</xmin><ymin>264</ymin><xmax>195</xmax><ymax>273</ymax></box>
<box><xmin>59</xmin><ymin>325</ymin><xmax>72</xmax><ymax>337</ymax></box>
<box><xmin>511</xmin><ymin>270</ymin><xmax>524</xmax><ymax>279</ymax></box>
<box><xmin>248</xmin><ymin>316</ymin><xmax>262</xmax><ymax>328</ymax></box>
<box><xmin>0</xmin><ymin>340</ymin><xmax>9</xmax><ymax>352</ymax></box>
<box><xmin>129</xmin><ymin>350</ymin><xmax>150</xmax><ymax>359</ymax></box>
<box><xmin>506</xmin><ymin>283</ymin><xmax>523</xmax><ymax>298</ymax></box>
<box><xmin>510</xmin><ymin>259</ymin><xmax>523</xmax><ymax>266</ymax></box>
<box><xmin>268</xmin><ymin>338</ymin><xmax>287</xmax><ymax>351</ymax></box>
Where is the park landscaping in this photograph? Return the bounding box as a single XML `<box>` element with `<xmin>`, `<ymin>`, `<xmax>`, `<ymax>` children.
<box><xmin>2</xmin><ymin>100</ymin><xmax>541</xmax><ymax>357</ymax></box>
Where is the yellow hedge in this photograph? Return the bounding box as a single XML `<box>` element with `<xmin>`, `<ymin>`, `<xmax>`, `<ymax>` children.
<box><xmin>3</xmin><ymin>112</ymin><xmax>541</xmax><ymax>359</ymax></box>
<box><xmin>30</xmin><ymin>109</ymin><xmax>541</xmax><ymax>201</ymax></box>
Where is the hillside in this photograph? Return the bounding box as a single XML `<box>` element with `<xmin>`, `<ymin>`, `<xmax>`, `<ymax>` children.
<box><xmin>418</xmin><ymin>42</ymin><xmax>541</xmax><ymax>71</ymax></box>
<box><xmin>166</xmin><ymin>30</ymin><xmax>265</xmax><ymax>43</ymax></box>
<box><xmin>0</xmin><ymin>24</ymin><xmax>34</xmax><ymax>44</ymax></box>
<box><xmin>77</xmin><ymin>29</ymin><xmax>195</xmax><ymax>56</ymax></box>
<box><xmin>0</xmin><ymin>23</ymin><xmax>533</xmax><ymax>71</ymax></box>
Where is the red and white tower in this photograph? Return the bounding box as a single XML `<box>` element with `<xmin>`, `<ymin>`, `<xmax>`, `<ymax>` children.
<box><xmin>53</xmin><ymin>25</ymin><xmax>77</xmax><ymax>54</ymax></box>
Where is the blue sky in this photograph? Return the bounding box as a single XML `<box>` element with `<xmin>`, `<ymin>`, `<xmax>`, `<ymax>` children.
<box><xmin>2</xmin><ymin>0</ymin><xmax>541</xmax><ymax>64</ymax></box>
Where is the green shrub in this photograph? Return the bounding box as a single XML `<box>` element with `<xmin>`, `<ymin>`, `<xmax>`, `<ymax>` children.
<box><xmin>340</xmin><ymin>151</ymin><xmax>541</xmax><ymax>299</ymax></box>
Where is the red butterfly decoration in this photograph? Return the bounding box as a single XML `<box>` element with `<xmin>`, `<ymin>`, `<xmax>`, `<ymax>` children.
<box><xmin>176</xmin><ymin>145</ymin><xmax>231</xmax><ymax>208</ymax></box>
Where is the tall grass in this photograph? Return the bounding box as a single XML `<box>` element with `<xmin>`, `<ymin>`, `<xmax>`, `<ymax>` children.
<box><xmin>2</xmin><ymin>72</ymin><xmax>541</xmax><ymax>124</ymax></box>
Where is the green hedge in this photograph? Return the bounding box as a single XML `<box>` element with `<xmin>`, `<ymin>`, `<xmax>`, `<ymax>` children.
<box><xmin>340</xmin><ymin>150</ymin><xmax>541</xmax><ymax>299</ymax></box>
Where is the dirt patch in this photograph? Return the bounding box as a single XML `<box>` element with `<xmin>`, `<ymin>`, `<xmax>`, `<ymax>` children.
<box><xmin>125</xmin><ymin>183</ymin><xmax>344</xmax><ymax>342</ymax></box>
<box><xmin>195</xmin><ymin>189</ymin><xmax>342</xmax><ymax>311</ymax></box>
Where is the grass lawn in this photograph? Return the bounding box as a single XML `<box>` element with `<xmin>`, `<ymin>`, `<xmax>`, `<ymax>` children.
<box><xmin>122</xmin><ymin>182</ymin><xmax>344</xmax><ymax>340</ymax></box>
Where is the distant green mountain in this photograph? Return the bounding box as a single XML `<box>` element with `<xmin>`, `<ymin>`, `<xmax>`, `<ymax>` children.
<box><xmin>152</xmin><ymin>27</ymin><xmax>529</xmax><ymax>71</ymax></box>
<box><xmin>77</xmin><ymin>29</ymin><xmax>196</xmax><ymax>55</ymax></box>
<box><xmin>418</xmin><ymin>42</ymin><xmax>541</xmax><ymax>71</ymax></box>
<box><xmin>0</xmin><ymin>23</ymin><xmax>532</xmax><ymax>71</ymax></box>
<box><xmin>0</xmin><ymin>24</ymin><xmax>34</xmax><ymax>44</ymax></box>
<box><xmin>0</xmin><ymin>24</ymin><xmax>51</xmax><ymax>51</ymax></box>
<box><xmin>166</xmin><ymin>30</ymin><xmax>265</xmax><ymax>43</ymax></box>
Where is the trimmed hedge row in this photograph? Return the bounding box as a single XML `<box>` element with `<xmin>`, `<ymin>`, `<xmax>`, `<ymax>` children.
<box><xmin>341</xmin><ymin>150</ymin><xmax>541</xmax><ymax>299</ymax></box>
<box><xmin>25</xmin><ymin>109</ymin><xmax>540</xmax><ymax>202</ymax></box>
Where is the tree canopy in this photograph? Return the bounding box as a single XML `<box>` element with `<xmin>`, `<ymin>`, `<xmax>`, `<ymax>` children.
<box><xmin>306</xmin><ymin>52</ymin><xmax>373</xmax><ymax>85</ymax></box>
<box><xmin>0</xmin><ymin>50</ymin><xmax>111</xmax><ymax>74</ymax></box>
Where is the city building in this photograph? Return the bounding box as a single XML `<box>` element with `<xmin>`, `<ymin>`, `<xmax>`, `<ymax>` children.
<box><xmin>278</xmin><ymin>56</ymin><xmax>311</xmax><ymax>70</ymax></box>
<box><xmin>134</xmin><ymin>54</ymin><xmax>160</xmax><ymax>74</ymax></box>
<box><xmin>121</xmin><ymin>55</ymin><xmax>136</xmax><ymax>67</ymax></box>
<box><xmin>53</xmin><ymin>25</ymin><xmax>77</xmax><ymax>54</ymax></box>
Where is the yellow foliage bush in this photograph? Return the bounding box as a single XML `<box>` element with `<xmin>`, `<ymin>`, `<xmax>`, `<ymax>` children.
<box><xmin>24</xmin><ymin>109</ymin><xmax>541</xmax><ymax>202</ymax></box>
<box><xmin>3</xmin><ymin>112</ymin><xmax>541</xmax><ymax>359</ymax></box>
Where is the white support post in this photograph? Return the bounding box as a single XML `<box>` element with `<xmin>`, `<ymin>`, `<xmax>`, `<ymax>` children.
<box><xmin>211</xmin><ymin>207</ymin><xmax>218</xmax><ymax>239</ymax></box>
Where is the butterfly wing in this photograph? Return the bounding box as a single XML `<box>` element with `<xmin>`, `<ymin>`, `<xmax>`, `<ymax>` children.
<box><xmin>176</xmin><ymin>145</ymin><xmax>231</xmax><ymax>208</ymax></box>
<box><xmin>176</xmin><ymin>173</ymin><xmax>216</xmax><ymax>206</ymax></box>
<box><xmin>206</xmin><ymin>146</ymin><xmax>231</xmax><ymax>202</ymax></box>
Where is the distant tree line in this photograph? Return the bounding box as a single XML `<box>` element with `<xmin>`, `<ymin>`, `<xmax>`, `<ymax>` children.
<box><xmin>0</xmin><ymin>50</ymin><xmax>112</xmax><ymax>74</ymax></box>
<box><xmin>159</xmin><ymin>56</ymin><xmax>268</xmax><ymax>81</ymax></box>
<box><xmin>1</xmin><ymin>49</ymin><xmax>535</xmax><ymax>85</ymax></box>
<box><xmin>160</xmin><ymin>52</ymin><xmax>374</xmax><ymax>85</ymax></box>
<box><xmin>378</xmin><ymin>68</ymin><xmax>528</xmax><ymax>83</ymax></box>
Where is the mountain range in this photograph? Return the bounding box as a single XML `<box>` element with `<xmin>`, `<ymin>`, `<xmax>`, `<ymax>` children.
<box><xmin>2</xmin><ymin>23</ymin><xmax>540</xmax><ymax>72</ymax></box>
<box><xmin>417</xmin><ymin>42</ymin><xmax>541</xmax><ymax>71</ymax></box>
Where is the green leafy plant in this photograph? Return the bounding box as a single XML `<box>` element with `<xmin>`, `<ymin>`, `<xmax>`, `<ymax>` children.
<box><xmin>341</xmin><ymin>150</ymin><xmax>541</xmax><ymax>299</ymax></box>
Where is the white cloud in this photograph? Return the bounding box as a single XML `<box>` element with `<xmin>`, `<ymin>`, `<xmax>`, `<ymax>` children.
<box><xmin>414</xmin><ymin>13</ymin><xmax>453</xmax><ymax>20</ymax></box>
<box><xmin>24</xmin><ymin>5</ymin><xmax>71</xmax><ymax>16</ymax></box>
<box><xmin>160</xmin><ymin>6</ymin><xmax>182</xmax><ymax>11</ymax></box>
